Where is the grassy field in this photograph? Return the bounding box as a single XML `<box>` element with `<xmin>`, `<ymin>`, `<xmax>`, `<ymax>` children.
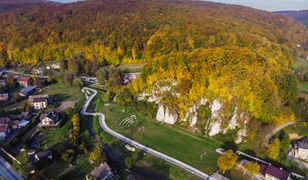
<box><xmin>94</xmin><ymin>96</ymin><xmax>221</xmax><ymax>175</ymax></box>
<box><xmin>40</xmin><ymin>82</ymin><xmax>83</xmax><ymax>101</ymax></box>
<box><xmin>294</xmin><ymin>58</ymin><xmax>308</xmax><ymax>71</ymax></box>
<box><xmin>117</xmin><ymin>63</ymin><xmax>145</xmax><ymax>73</ymax></box>
<box><xmin>91</xmin><ymin>116</ymin><xmax>202</xmax><ymax>180</ymax></box>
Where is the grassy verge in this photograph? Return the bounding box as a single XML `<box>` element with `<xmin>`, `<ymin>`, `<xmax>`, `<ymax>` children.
<box><xmin>40</xmin><ymin>82</ymin><xmax>83</xmax><ymax>101</ymax></box>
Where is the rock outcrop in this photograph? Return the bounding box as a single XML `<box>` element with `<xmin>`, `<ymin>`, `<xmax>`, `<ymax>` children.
<box><xmin>138</xmin><ymin>81</ymin><xmax>248</xmax><ymax>143</ymax></box>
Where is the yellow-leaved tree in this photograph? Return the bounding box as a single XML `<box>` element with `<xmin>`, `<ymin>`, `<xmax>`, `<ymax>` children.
<box><xmin>217</xmin><ymin>150</ymin><xmax>238</xmax><ymax>174</ymax></box>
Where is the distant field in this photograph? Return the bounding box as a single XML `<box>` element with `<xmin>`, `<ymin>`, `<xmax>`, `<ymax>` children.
<box><xmin>117</xmin><ymin>63</ymin><xmax>146</xmax><ymax>73</ymax></box>
<box><xmin>94</xmin><ymin>95</ymin><xmax>221</xmax><ymax>175</ymax></box>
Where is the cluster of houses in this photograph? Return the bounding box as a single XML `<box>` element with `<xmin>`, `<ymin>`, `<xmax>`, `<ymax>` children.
<box><xmin>0</xmin><ymin>112</ymin><xmax>30</xmax><ymax>141</ymax></box>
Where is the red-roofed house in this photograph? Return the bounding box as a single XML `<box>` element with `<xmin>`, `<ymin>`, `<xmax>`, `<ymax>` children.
<box><xmin>18</xmin><ymin>77</ymin><xmax>31</xmax><ymax>87</ymax></box>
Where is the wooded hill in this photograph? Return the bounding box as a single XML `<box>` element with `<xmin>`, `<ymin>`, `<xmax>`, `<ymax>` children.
<box><xmin>0</xmin><ymin>0</ymin><xmax>52</xmax><ymax>13</ymax></box>
<box><xmin>0</xmin><ymin>0</ymin><xmax>308</xmax><ymax>123</ymax></box>
<box><xmin>276</xmin><ymin>10</ymin><xmax>308</xmax><ymax>25</ymax></box>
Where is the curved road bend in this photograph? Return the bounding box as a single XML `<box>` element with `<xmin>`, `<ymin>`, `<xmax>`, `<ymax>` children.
<box><xmin>80</xmin><ymin>87</ymin><xmax>213</xmax><ymax>180</ymax></box>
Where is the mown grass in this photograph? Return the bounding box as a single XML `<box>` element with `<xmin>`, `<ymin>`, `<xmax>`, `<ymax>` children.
<box><xmin>41</xmin><ymin>82</ymin><xmax>83</xmax><ymax>101</ymax></box>
<box><xmin>94</xmin><ymin>96</ymin><xmax>221</xmax><ymax>175</ymax></box>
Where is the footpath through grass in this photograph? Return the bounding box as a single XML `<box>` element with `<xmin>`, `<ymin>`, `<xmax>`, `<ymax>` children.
<box><xmin>95</xmin><ymin>98</ymin><xmax>221</xmax><ymax>175</ymax></box>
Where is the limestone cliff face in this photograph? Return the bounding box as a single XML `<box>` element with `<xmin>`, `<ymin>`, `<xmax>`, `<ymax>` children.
<box><xmin>138</xmin><ymin>81</ymin><xmax>248</xmax><ymax>143</ymax></box>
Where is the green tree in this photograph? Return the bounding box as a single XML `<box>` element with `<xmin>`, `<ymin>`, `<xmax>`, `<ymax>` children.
<box><xmin>89</xmin><ymin>141</ymin><xmax>106</xmax><ymax>164</ymax></box>
<box><xmin>12</xmin><ymin>150</ymin><xmax>30</xmax><ymax>178</ymax></box>
<box><xmin>64</xmin><ymin>71</ymin><xmax>74</xmax><ymax>85</ymax></box>
<box><xmin>217</xmin><ymin>150</ymin><xmax>238</xmax><ymax>174</ymax></box>
<box><xmin>267</xmin><ymin>138</ymin><xmax>281</xmax><ymax>161</ymax></box>
<box><xmin>125</xmin><ymin>157</ymin><xmax>133</xmax><ymax>169</ymax></box>
<box><xmin>280</xmin><ymin>135</ymin><xmax>290</xmax><ymax>154</ymax></box>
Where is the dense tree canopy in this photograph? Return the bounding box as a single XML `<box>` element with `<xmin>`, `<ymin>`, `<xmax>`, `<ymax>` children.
<box><xmin>0</xmin><ymin>0</ymin><xmax>306</xmax><ymax>124</ymax></box>
<box><xmin>0</xmin><ymin>0</ymin><xmax>307</xmax><ymax>67</ymax></box>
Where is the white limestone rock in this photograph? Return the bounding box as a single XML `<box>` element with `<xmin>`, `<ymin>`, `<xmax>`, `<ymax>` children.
<box><xmin>208</xmin><ymin>119</ymin><xmax>222</xmax><ymax>136</ymax></box>
<box><xmin>164</xmin><ymin>107</ymin><xmax>178</xmax><ymax>124</ymax></box>
<box><xmin>156</xmin><ymin>104</ymin><xmax>165</xmax><ymax>122</ymax></box>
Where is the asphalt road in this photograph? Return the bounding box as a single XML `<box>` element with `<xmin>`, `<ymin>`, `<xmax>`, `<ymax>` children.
<box><xmin>80</xmin><ymin>87</ymin><xmax>213</xmax><ymax>180</ymax></box>
<box><xmin>0</xmin><ymin>157</ymin><xmax>23</xmax><ymax>180</ymax></box>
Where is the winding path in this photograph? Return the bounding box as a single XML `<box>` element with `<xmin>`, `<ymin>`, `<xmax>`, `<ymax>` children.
<box><xmin>80</xmin><ymin>87</ymin><xmax>212</xmax><ymax>180</ymax></box>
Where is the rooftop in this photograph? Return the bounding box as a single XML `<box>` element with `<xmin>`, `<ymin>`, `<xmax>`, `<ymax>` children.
<box><xmin>0</xmin><ymin>117</ymin><xmax>10</xmax><ymax>125</ymax></box>
<box><xmin>260</xmin><ymin>164</ymin><xmax>290</xmax><ymax>180</ymax></box>
<box><xmin>19</xmin><ymin>76</ymin><xmax>31</xmax><ymax>82</ymax></box>
<box><xmin>88</xmin><ymin>162</ymin><xmax>113</xmax><ymax>180</ymax></box>
<box><xmin>298</xmin><ymin>137</ymin><xmax>308</xmax><ymax>149</ymax></box>
<box><xmin>33</xmin><ymin>97</ymin><xmax>47</xmax><ymax>103</ymax></box>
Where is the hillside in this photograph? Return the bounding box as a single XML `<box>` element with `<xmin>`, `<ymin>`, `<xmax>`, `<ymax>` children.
<box><xmin>276</xmin><ymin>10</ymin><xmax>308</xmax><ymax>25</ymax></box>
<box><xmin>0</xmin><ymin>0</ymin><xmax>53</xmax><ymax>13</ymax></box>
<box><xmin>0</xmin><ymin>0</ymin><xmax>308</xmax><ymax>129</ymax></box>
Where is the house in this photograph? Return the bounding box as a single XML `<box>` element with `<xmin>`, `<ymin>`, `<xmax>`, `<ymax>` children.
<box><xmin>0</xmin><ymin>79</ymin><xmax>6</xmax><ymax>87</ymax></box>
<box><xmin>18</xmin><ymin>77</ymin><xmax>31</xmax><ymax>87</ymax></box>
<box><xmin>122</xmin><ymin>72</ymin><xmax>140</xmax><ymax>84</ymax></box>
<box><xmin>29</xmin><ymin>149</ymin><xmax>53</xmax><ymax>165</ymax></box>
<box><xmin>39</xmin><ymin>112</ymin><xmax>59</xmax><ymax>126</ymax></box>
<box><xmin>20</xmin><ymin>86</ymin><xmax>35</xmax><ymax>96</ymax></box>
<box><xmin>86</xmin><ymin>162</ymin><xmax>114</xmax><ymax>180</ymax></box>
<box><xmin>47</xmin><ymin>61</ymin><xmax>60</xmax><ymax>70</ymax></box>
<box><xmin>0</xmin><ymin>90</ymin><xmax>9</xmax><ymax>102</ymax></box>
<box><xmin>260</xmin><ymin>164</ymin><xmax>290</xmax><ymax>180</ymax></box>
<box><xmin>0</xmin><ymin>117</ymin><xmax>10</xmax><ymax>140</ymax></box>
<box><xmin>293</xmin><ymin>137</ymin><xmax>308</xmax><ymax>161</ymax></box>
<box><xmin>31</xmin><ymin>96</ymin><xmax>48</xmax><ymax>110</ymax></box>
<box><xmin>19</xmin><ymin>120</ymin><xmax>30</xmax><ymax>128</ymax></box>
<box><xmin>34</xmin><ymin>67</ymin><xmax>43</xmax><ymax>74</ymax></box>
<box><xmin>0</xmin><ymin>67</ymin><xmax>6</xmax><ymax>76</ymax></box>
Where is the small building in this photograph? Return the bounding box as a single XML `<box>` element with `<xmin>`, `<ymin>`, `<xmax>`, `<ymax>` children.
<box><xmin>34</xmin><ymin>67</ymin><xmax>43</xmax><ymax>74</ymax></box>
<box><xmin>20</xmin><ymin>86</ymin><xmax>35</xmax><ymax>96</ymax></box>
<box><xmin>122</xmin><ymin>73</ymin><xmax>140</xmax><ymax>84</ymax></box>
<box><xmin>29</xmin><ymin>149</ymin><xmax>53</xmax><ymax>165</ymax></box>
<box><xmin>31</xmin><ymin>96</ymin><xmax>48</xmax><ymax>110</ymax></box>
<box><xmin>293</xmin><ymin>137</ymin><xmax>308</xmax><ymax>161</ymax></box>
<box><xmin>0</xmin><ymin>91</ymin><xmax>9</xmax><ymax>102</ymax></box>
<box><xmin>0</xmin><ymin>67</ymin><xmax>6</xmax><ymax>76</ymax></box>
<box><xmin>0</xmin><ymin>79</ymin><xmax>6</xmax><ymax>87</ymax></box>
<box><xmin>0</xmin><ymin>117</ymin><xmax>11</xmax><ymax>140</ymax></box>
<box><xmin>86</xmin><ymin>162</ymin><xmax>114</xmax><ymax>180</ymax></box>
<box><xmin>260</xmin><ymin>164</ymin><xmax>290</xmax><ymax>180</ymax></box>
<box><xmin>39</xmin><ymin>112</ymin><xmax>59</xmax><ymax>127</ymax></box>
<box><xmin>19</xmin><ymin>120</ymin><xmax>30</xmax><ymax>128</ymax></box>
<box><xmin>18</xmin><ymin>77</ymin><xmax>31</xmax><ymax>87</ymax></box>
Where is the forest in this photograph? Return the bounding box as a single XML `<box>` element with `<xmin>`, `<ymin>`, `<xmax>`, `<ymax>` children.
<box><xmin>0</xmin><ymin>0</ymin><xmax>308</xmax><ymax>124</ymax></box>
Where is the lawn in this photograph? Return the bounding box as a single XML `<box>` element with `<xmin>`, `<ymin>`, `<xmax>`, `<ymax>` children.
<box><xmin>294</xmin><ymin>58</ymin><xmax>308</xmax><ymax>71</ymax></box>
<box><xmin>91</xmin><ymin>116</ymin><xmax>202</xmax><ymax>180</ymax></box>
<box><xmin>117</xmin><ymin>63</ymin><xmax>145</xmax><ymax>73</ymax></box>
<box><xmin>94</xmin><ymin>96</ymin><xmax>221</xmax><ymax>175</ymax></box>
<box><xmin>40</xmin><ymin>82</ymin><xmax>83</xmax><ymax>101</ymax></box>
<box><xmin>299</xmin><ymin>81</ymin><xmax>308</xmax><ymax>94</ymax></box>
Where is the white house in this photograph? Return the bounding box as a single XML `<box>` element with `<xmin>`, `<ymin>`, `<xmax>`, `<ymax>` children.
<box><xmin>293</xmin><ymin>137</ymin><xmax>308</xmax><ymax>161</ymax></box>
<box><xmin>39</xmin><ymin>112</ymin><xmax>59</xmax><ymax>127</ymax></box>
<box><xmin>31</xmin><ymin>96</ymin><xmax>48</xmax><ymax>110</ymax></box>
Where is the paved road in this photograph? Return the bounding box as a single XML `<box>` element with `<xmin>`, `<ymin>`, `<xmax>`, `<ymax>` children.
<box><xmin>0</xmin><ymin>157</ymin><xmax>23</xmax><ymax>180</ymax></box>
<box><xmin>263</xmin><ymin>122</ymin><xmax>297</xmax><ymax>146</ymax></box>
<box><xmin>7</xmin><ymin>70</ymin><xmax>48</xmax><ymax>79</ymax></box>
<box><xmin>80</xmin><ymin>87</ymin><xmax>213</xmax><ymax>180</ymax></box>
